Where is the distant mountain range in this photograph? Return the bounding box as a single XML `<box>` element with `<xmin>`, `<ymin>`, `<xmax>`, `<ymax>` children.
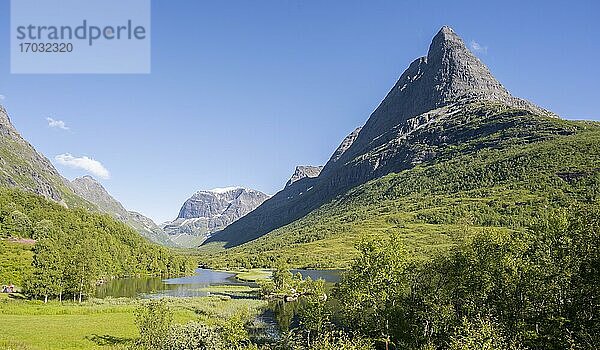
<box><xmin>201</xmin><ymin>26</ymin><xmax>600</xmax><ymax>267</ymax></box>
<box><xmin>162</xmin><ymin>187</ymin><xmax>269</xmax><ymax>247</ymax></box>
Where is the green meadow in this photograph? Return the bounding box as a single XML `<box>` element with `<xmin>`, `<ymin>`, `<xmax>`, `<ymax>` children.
<box><xmin>0</xmin><ymin>296</ymin><xmax>266</xmax><ymax>350</ymax></box>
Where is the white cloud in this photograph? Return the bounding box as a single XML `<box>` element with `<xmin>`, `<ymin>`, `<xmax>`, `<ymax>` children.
<box><xmin>46</xmin><ymin>117</ymin><xmax>70</xmax><ymax>130</ymax></box>
<box><xmin>470</xmin><ymin>40</ymin><xmax>488</xmax><ymax>54</ymax></box>
<box><xmin>0</xmin><ymin>95</ymin><xmax>5</xmax><ymax>101</ymax></box>
<box><xmin>55</xmin><ymin>153</ymin><xmax>110</xmax><ymax>179</ymax></box>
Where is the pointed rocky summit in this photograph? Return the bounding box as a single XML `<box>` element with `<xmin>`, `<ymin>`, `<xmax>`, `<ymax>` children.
<box><xmin>352</xmin><ymin>26</ymin><xmax>549</xmax><ymax>156</ymax></box>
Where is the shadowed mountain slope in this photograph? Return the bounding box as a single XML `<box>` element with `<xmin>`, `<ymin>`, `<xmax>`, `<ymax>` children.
<box><xmin>203</xmin><ymin>26</ymin><xmax>574</xmax><ymax>251</ymax></box>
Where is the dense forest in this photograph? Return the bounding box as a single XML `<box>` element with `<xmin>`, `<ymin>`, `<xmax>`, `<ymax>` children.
<box><xmin>0</xmin><ymin>187</ymin><xmax>195</xmax><ymax>302</ymax></box>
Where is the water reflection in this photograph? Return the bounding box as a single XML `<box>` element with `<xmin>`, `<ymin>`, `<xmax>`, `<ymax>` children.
<box><xmin>96</xmin><ymin>276</ymin><xmax>171</xmax><ymax>298</ymax></box>
<box><xmin>164</xmin><ymin>269</ymin><xmax>242</xmax><ymax>286</ymax></box>
<box><xmin>96</xmin><ymin>269</ymin><xmax>244</xmax><ymax>298</ymax></box>
<box><xmin>268</xmin><ymin>299</ymin><xmax>301</xmax><ymax>332</ymax></box>
<box><xmin>96</xmin><ymin>268</ymin><xmax>342</xmax><ymax>299</ymax></box>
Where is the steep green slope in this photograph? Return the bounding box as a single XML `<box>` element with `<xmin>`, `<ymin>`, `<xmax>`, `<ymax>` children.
<box><xmin>200</xmin><ymin>104</ymin><xmax>600</xmax><ymax>268</ymax></box>
<box><xmin>0</xmin><ymin>106</ymin><xmax>91</xmax><ymax>209</ymax></box>
<box><xmin>0</xmin><ymin>187</ymin><xmax>194</xmax><ymax>296</ymax></box>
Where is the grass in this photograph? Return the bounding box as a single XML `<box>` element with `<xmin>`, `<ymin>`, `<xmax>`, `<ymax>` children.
<box><xmin>0</xmin><ymin>300</ymin><xmax>139</xmax><ymax>349</ymax></box>
<box><xmin>0</xmin><ymin>312</ymin><xmax>136</xmax><ymax>349</ymax></box>
<box><xmin>231</xmin><ymin>269</ymin><xmax>272</xmax><ymax>282</ymax></box>
<box><xmin>0</xmin><ymin>296</ymin><xmax>267</xmax><ymax>349</ymax></box>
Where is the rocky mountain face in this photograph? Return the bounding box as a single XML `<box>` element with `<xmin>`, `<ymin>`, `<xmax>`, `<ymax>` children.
<box><xmin>163</xmin><ymin>187</ymin><xmax>269</xmax><ymax>247</ymax></box>
<box><xmin>319</xmin><ymin>26</ymin><xmax>552</xmax><ymax>193</ymax></box>
<box><xmin>70</xmin><ymin>176</ymin><xmax>173</xmax><ymax>246</ymax></box>
<box><xmin>70</xmin><ymin>176</ymin><xmax>129</xmax><ymax>219</ymax></box>
<box><xmin>204</xmin><ymin>26</ymin><xmax>558</xmax><ymax>249</ymax></box>
<box><xmin>326</xmin><ymin>127</ymin><xmax>362</xmax><ymax>166</ymax></box>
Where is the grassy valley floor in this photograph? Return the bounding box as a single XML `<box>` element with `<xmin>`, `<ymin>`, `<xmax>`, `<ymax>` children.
<box><xmin>0</xmin><ymin>294</ymin><xmax>266</xmax><ymax>350</ymax></box>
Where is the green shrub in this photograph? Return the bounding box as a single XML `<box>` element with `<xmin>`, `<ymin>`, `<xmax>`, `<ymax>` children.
<box><xmin>134</xmin><ymin>300</ymin><xmax>173</xmax><ymax>350</ymax></box>
<box><xmin>168</xmin><ymin>322</ymin><xmax>223</xmax><ymax>350</ymax></box>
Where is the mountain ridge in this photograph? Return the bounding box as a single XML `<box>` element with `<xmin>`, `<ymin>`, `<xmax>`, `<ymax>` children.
<box><xmin>0</xmin><ymin>105</ymin><xmax>85</xmax><ymax>206</ymax></box>
<box><xmin>70</xmin><ymin>175</ymin><xmax>173</xmax><ymax>246</ymax></box>
<box><xmin>286</xmin><ymin>166</ymin><xmax>323</xmax><ymax>188</ymax></box>
<box><xmin>203</xmin><ymin>104</ymin><xmax>600</xmax><ymax>267</ymax></box>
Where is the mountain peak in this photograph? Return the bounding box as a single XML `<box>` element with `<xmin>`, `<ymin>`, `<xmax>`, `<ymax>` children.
<box><xmin>182</xmin><ymin>187</ymin><xmax>269</xmax><ymax>220</ymax></box>
<box><xmin>341</xmin><ymin>26</ymin><xmax>549</xmax><ymax>159</ymax></box>
<box><xmin>70</xmin><ymin>174</ymin><xmax>172</xmax><ymax>245</ymax></box>
<box><xmin>165</xmin><ymin>186</ymin><xmax>270</xmax><ymax>247</ymax></box>
<box><xmin>190</xmin><ymin>186</ymin><xmax>269</xmax><ymax>202</ymax></box>
<box><xmin>74</xmin><ymin>175</ymin><xmax>98</xmax><ymax>183</ymax></box>
<box><xmin>426</xmin><ymin>26</ymin><xmax>509</xmax><ymax>103</ymax></box>
<box><xmin>0</xmin><ymin>105</ymin><xmax>17</xmax><ymax>135</ymax></box>
<box><xmin>72</xmin><ymin>175</ymin><xmax>104</xmax><ymax>190</ymax></box>
<box><xmin>432</xmin><ymin>25</ymin><xmax>460</xmax><ymax>44</ymax></box>
<box><xmin>204</xmin><ymin>26</ymin><xmax>560</xmax><ymax>250</ymax></box>
<box><xmin>70</xmin><ymin>175</ymin><xmax>127</xmax><ymax>218</ymax></box>
<box><xmin>439</xmin><ymin>25</ymin><xmax>453</xmax><ymax>33</ymax></box>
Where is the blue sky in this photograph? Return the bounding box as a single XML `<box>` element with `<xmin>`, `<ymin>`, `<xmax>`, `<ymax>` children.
<box><xmin>0</xmin><ymin>0</ymin><xmax>598</xmax><ymax>223</ymax></box>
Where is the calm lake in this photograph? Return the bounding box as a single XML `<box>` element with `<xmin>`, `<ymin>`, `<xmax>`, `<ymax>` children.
<box><xmin>95</xmin><ymin>268</ymin><xmax>343</xmax><ymax>298</ymax></box>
